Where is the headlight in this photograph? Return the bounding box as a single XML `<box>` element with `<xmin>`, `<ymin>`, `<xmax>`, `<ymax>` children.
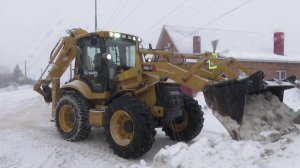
<box><xmin>114</xmin><ymin>33</ymin><xmax>121</xmax><ymax>38</ymax></box>
<box><xmin>106</xmin><ymin>54</ymin><xmax>112</xmax><ymax>60</ymax></box>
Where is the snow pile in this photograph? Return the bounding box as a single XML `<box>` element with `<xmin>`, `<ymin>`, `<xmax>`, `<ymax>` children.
<box><xmin>152</xmin><ymin>137</ymin><xmax>270</xmax><ymax>168</ymax></box>
<box><xmin>151</xmin><ymin>91</ymin><xmax>300</xmax><ymax>168</ymax></box>
<box><xmin>151</xmin><ymin>133</ymin><xmax>300</xmax><ymax>168</ymax></box>
<box><xmin>239</xmin><ymin>93</ymin><xmax>299</xmax><ymax>141</ymax></box>
<box><xmin>152</xmin><ymin>142</ymin><xmax>190</xmax><ymax>168</ymax></box>
<box><xmin>149</xmin><ymin>91</ymin><xmax>300</xmax><ymax>168</ymax></box>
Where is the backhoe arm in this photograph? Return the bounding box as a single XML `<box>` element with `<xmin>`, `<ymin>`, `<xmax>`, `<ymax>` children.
<box><xmin>140</xmin><ymin>48</ymin><xmax>297</xmax><ymax>129</ymax></box>
<box><xmin>33</xmin><ymin>29</ymin><xmax>88</xmax><ymax>101</ymax></box>
<box><xmin>139</xmin><ymin>49</ymin><xmax>253</xmax><ymax>91</ymax></box>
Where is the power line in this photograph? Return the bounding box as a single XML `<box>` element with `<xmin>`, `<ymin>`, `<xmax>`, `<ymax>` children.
<box><xmin>174</xmin><ymin>0</ymin><xmax>220</xmax><ymax>25</ymax></box>
<box><xmin>141</xmin><ymin>0</ymin><xmax>218</xmax><ymax>38</ymax></box>
<box><xmin>201</xmin><ymin>27</ymin><xmax>259</xmax><ymax>34</ymax></box>
<box><xmin>103</xmin><ymin>0</ymin><xmax>122</xmax><ymax>28</ymax></box>
<box><xmin>166</xmin><ymin>0</ymin><xmax>205</xmax><ymax>23</ymax></box>
<box><xmin>142</xmin><ymin>0</ymin><xmax>187</xmax><ymax>34</ymax></box>
<box><xmin>164</xmin><ymin>24</ymin><xmax>262</xmax><ymax>34</ymax></box>
<box><xmin>95</xmin><ymin>0</ymin><xmax>98</xmax><ymax>32</ymax></box>
<box><xmin>179</xmin><ymin>0</ymin><xmax>251</xmax><ymax>41</ymax></box>
<box><xmin>115</xmin><ymin>0</ymin><xmax>144</xmax><ymax>29</ymax></box>
<box><xmin>104</xmin><ymin>0</ymin><xmax>128</xmax><ymax>29</ymax></box>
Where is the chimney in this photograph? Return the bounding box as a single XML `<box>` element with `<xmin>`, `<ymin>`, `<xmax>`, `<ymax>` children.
<box><xmin>274</xmin><ymin>32</ymin><xmax>284</xmax><ymax>55</ymax></box>
<box><xmin>193</xmin><ymin>36</ymin><xmax>201</xmax><ymax>53</ymax></box>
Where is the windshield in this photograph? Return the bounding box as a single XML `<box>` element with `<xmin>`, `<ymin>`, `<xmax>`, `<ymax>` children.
<box><xmin>78</xmin><ymin>36</ymin><xmax>136</xmax><ymax>92</ymax></box>
<box><xmin>106</xmin><ymin>39</ymin><xmax>136</xmax><ymax>68</ymax></box>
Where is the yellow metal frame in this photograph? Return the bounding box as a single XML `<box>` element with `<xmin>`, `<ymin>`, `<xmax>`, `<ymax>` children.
<box><xmin>33</xmin><ymin>28</ymin><xmax>255</xmax><ymax>129</ymax></box>
<box><xmin>139</xmin><ymin>49</ymin><xmax>252</xmax><ymax>92</ymax></box>
<box><xmin>89</xmin><ymin>110</ymin><xmax>104</xmax><ymax>127</ymax></box>
<box><xmin>61</xmin><ymin>80</ymin><xmax>111</xmax><ymax>100</ymax></box>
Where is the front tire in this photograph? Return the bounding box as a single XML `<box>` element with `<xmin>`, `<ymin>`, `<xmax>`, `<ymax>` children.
<box><xmin>55</xmin><ymin>93</ymin><xmax>90</xmax><ymax>141</ymax></box>
<box><xmin>162</xmin><ymin>96</ymin><xmax>204</xmax><ymax>141</ymax></box>
<box><xmin>104</xmin><ymin>96</ymin><xmax>156</xmax><ymax>159</ymax></box>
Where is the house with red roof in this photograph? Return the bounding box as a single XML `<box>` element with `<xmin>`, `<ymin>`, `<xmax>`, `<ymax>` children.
<box><xmin>156</xmin><ymin>25</ymin><xmax>300</xmax><ymax>80</ymax></box>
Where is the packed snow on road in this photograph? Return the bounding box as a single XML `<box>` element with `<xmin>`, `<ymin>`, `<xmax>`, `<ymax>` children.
<box><xmin>0</xmin><ymin>85</ymin><xmax>300</xmax><ymax>168</ymax></box>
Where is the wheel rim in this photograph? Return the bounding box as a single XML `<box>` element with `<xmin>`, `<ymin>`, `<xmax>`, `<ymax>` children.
<box><xmin>59</xmin><ymin>105</ymin><xmax>75</xmax><ymax>133</ymax></box>
<box><xmin>169</xmin><ymin>109</ymin><xmax>188</xmax><ymax>132</ymax></box>
<box><xmin>110</xmin><ymin>110</ymin><xmax>134</xmax><ymax>146</ymax></box>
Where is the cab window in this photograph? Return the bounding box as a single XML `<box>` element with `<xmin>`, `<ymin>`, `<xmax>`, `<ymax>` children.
<box><xmin>106</xmin><ymin>39</ymin><xmax>136</xmax><ymax>68</ymax></box>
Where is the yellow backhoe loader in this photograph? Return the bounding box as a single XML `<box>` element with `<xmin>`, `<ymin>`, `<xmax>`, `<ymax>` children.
<box><xmin>34</xmin><ymin>28</ymin><xmax>297</xmax><ymax>158</ymax></box>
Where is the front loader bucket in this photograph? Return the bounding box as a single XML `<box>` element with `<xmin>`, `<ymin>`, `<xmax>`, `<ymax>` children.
<box><xmin>203</xmin><ymin>71</ymin><xmax>296</xmax><ymax>125</ymax></box>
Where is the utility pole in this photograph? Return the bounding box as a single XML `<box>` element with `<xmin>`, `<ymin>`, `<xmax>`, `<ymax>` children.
<box><xmin>25</xmin><ymin>60</ymin><xmax>27</xmax><ymax>78</ymax></box>
<box><xmin>95</xmin><ymin>0</ymin><xmax>98</xmax><ymax>32</ymax></box>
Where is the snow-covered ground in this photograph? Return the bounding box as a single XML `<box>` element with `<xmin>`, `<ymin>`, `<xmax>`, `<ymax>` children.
<box><xmin>0</xmin><ymin>86</ymin><xmax>299</xmax><ymax>168</ymax></box>
<box><xmin>0</xmin><ymin>86</ymin><xmax>133</xmax><ymax>167</ymax></box>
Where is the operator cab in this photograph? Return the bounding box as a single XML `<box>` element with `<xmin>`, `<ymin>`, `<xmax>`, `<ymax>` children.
<box><xmin>77</xmin><ymin>32</ymin><xmax>140</xmax><ymax>93</ymax></box>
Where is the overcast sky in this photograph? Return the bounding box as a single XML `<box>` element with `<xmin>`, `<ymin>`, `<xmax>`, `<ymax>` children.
<box><xmin>0</xmin><ymin>0</ymin><xmax>299</xmax><ymax>79</ymax></box>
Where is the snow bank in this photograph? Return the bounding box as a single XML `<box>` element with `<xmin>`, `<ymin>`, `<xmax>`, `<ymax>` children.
<box><xmin>151</xmin><ymin>132</ymin><xmax>299</xmax><ymax>168</ymax></box>
<box><xmin>149</xmin><ymin>91</ymin><xmax>300</xmax><ymax>168</ymax></box>
<box><xmin>152</xmin><ymin>137</ymin><xmax>261</xmax><ymax>168</ymax></box>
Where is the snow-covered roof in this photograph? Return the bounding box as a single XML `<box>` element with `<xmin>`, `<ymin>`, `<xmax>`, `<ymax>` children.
<box><xmin>223</xmin><ymin>51</ymin><xmax>300</xmax><ymax>63</ymax></box>
<box><xmin>164</xmin><ymin>25</ymin><xmax>300</xmax><ymax>63</ymax></box>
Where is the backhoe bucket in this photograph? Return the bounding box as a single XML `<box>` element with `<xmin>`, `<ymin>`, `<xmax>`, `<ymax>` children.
<box><xmin>203</xmin><ymin>71</ymin><xmax>296</xmax><ymax>125</ymax></box>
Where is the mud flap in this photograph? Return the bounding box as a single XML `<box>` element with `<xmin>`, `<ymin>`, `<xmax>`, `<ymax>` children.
<box><xmin>203</xmin><ymin>71</ymin><xmax>296</xmax><ymax>139</ymax></box>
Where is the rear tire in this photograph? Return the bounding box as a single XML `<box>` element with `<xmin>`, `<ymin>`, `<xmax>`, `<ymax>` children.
<box><xmin>104</xmin><ymin>96</ymin><xmax>156</xmax><ymax>158</ymax></box>
<box><xmin>162</xmin><ymin>96</ymin><xmax>204</xmax><ymax>141</ymax></box>
<box><xmin>55</xmin><ymin>93</ymin><xmax>90</xmax><ymax>141</ymax></box>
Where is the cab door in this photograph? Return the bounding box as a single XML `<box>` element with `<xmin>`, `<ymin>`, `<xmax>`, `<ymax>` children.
<box><xmin>77</xmin><ymin>37</ymin><xmax>107</xmax><ymax>92</ymax></box>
